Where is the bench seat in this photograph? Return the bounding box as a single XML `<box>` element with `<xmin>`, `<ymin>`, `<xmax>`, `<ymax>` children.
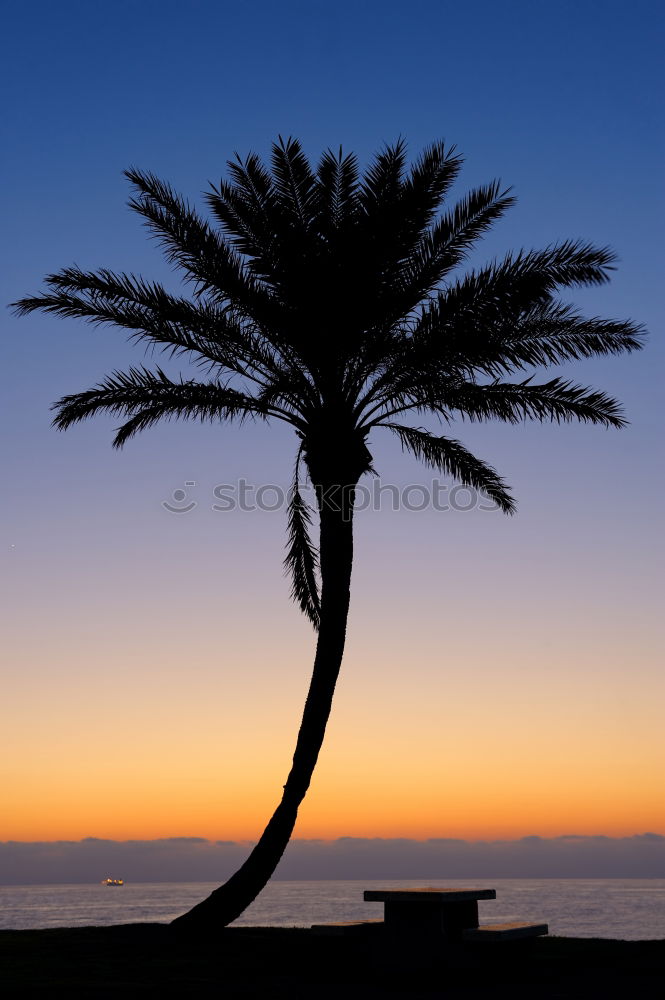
<box><xmin>364</xmin><ymin>888</ymin><xmax>496</xmax><ymax>903</ymax></box>
<box><xmin>462</xmin><ymin>921</ymin><xmax>548</xmax><ymax>942</ymax></box>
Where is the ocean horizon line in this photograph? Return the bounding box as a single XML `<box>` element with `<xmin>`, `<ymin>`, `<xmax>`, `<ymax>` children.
<box><xmin>2</xmin><ymin>833</ymin><xmax>663</xmax><ymax>885</ymax></box>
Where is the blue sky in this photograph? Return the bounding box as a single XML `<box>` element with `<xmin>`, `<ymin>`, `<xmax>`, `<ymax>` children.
<box><xmin>4</xmin><ymin>0</ymin><xmax>662</xmax><ymax>414</ymax></box>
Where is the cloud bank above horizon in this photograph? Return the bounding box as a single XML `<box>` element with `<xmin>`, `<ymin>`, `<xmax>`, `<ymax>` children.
<box><xmin>1</xmin><ymin>834</ymin><xmax>663</xmax><ymax>885</ymax></box>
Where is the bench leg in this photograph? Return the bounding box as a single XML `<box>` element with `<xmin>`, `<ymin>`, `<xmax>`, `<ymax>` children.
<box><xmin>383</xmin><ymin>900</ymin><xmax>479</xmax><ymax>940</ymax></box>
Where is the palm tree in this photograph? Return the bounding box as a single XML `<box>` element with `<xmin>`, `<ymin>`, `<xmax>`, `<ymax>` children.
<box><xmin>13</xmin><ymin>138</ymin><xmax>643</xmax><ymax>931</ymax></box>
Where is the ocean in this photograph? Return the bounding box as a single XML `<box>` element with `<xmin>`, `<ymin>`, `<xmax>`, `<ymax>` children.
<box><xmin>1</xmin><ymin>878</ymin><xmax>664</xmax><ymax>939</ymax></box>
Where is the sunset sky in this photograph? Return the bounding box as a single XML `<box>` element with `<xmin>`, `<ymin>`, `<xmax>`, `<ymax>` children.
<box><xmin>2</xmin><ymin>0</ymin><xmax>663</xmax><ymax>869</ymax></box>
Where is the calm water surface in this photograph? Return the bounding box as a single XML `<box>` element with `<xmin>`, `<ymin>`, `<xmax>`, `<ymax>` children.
<box><xmin>1</xmin><ymin>879</ymin><xmax>663</xmax><ymax>939</ymax></box>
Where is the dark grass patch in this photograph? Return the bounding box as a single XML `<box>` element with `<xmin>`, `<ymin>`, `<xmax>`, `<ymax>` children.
<box><xmin>1</xmin><ymin>924</ymin><xmax>663</xmax><ymax>998</ymax></box>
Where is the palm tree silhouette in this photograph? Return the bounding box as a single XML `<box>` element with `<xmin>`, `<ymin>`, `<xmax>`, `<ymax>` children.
<box><xmin>14</xmin><ymin>138</ymin><xmax>643</xmax><ymax>930</ymax></box>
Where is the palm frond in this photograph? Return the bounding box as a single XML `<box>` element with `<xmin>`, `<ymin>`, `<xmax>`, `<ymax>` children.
<box><xmin>436</xmin><ymin>241</ymin><xmax>618</xmax><ymax>317</ymax></box>
<box><xmin>362</xmin><ymin>140</ymin><xmax>462</xmax><ymax>271</ymax></box>
<box><xmin>14</xmin><ymin>265</ymin><xmax>320</xmax><ymax>424</ymax></box>
<box><xmin>124</xmin><ymin>167</ymin><xmax>278</xmax><ymax>327</ymax></box>
<box><xmin>382</xmin><ymin>423</ymin><xmax>515</xmax><ymax>514</ymax></box>
<box><xmin>314</xmin><ymin>146</ymin><xmax>359</xmax><ymax>233</ymax></box>
<box><xmin>361</xmin><ymin>305</ymin><xmax>644</xmax><ymax>414</ymax></box>
<box><xmin>207</xmin><ymin>153</ymin><xmax>283</xmax><ymax>269</ymax></box>
<box><xmin>362</xmin><ymin>180</ymin><xmax>515</xmax><ymax>337</ymax></box>
<box><xmin>404</xmin><ymin>181</ymin><xmax>516</xmax><ymax>293</ymax></box>
<box><xmin>442</xmin><ymin>376</ymin><xmax>628</xmax><ymax>428</ymax></box>
<box><xmin>466</xmin><ymin>305</ymin><xmax>645</xmax><ymax>376</ymax></box>
<box><xmin>284</xmin><ymin>450</ymin><xmax>321</xmax><ymax>628</ymax></box>
<box><xmin>358</xmin><ymin>138</ymin><xmax>408</xmax><ymax>214</ymax></box>
<box><xmin>270</xmin><ymin>136</ymin><xmax>318</xmax><ymax>228</ymax></box>
<box><xmin>14</xmin><ymin>265</ymin><xmax>254</xmax><ymax>370</ymax></box>
<box><xmin>51</xmin><ymin>367</ymin><xmax>269</xmax><ymax>447</ymax></box>
<box><xmin>400</xmin><ymin>141</ymin><xmax>463</xmax><ymax>232</ymax></box>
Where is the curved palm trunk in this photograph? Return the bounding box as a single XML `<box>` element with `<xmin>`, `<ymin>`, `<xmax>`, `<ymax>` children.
<box><xmin>171</xmin><ymin>484</ymin><xmax>355</xmax><ymax>931</ymax></box>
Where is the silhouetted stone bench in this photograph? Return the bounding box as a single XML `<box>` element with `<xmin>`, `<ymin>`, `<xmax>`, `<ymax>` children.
<box><xmin>311</xmin><ymin>888</ymin><xmax>549</xmax><ymax>963</ymax></box>
<box><xmin>363</xmin><ymin>887</ymin><xmax>496</xmax><ymax>939</ymax></box>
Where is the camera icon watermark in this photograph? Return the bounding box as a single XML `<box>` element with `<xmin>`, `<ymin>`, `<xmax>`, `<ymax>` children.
<box><xmin>162</xmin><ymin>481</ymin><xmax>198</xmax><ymax>513</ymax></box>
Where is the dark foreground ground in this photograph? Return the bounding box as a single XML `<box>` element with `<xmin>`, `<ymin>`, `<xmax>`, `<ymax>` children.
<box><xmin>1</xmin><ymin>924</ymin><xmax>663</xmax><ymax>998</ymax></box>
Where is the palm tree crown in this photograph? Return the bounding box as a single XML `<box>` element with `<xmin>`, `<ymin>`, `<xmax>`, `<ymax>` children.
<box><xmin>13</xmin><ymin>138</ymin><xmax>642</xmax><ymax>625</ymax></box>
<box><xmin>13</xmin><ymin>138</ymin><xmax>643</xmax><ymax>927</ymax></box>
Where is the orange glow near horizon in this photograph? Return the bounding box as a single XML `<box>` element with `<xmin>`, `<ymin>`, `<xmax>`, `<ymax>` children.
<box><xmin>5</xmin><ymin>752</ymin><xmax>663</xmax><ymax>842</ymax></box>
<box><xmin>3</xmin><ymin>614</ymin><xmax>663</xmax><ymax>843</ymax></box>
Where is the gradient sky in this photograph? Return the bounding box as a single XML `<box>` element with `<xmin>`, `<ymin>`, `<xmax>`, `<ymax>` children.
<box><xmin>2</xmin><ymin>0</ymin><xmax>663</xmax><ymax>859</ymax></box>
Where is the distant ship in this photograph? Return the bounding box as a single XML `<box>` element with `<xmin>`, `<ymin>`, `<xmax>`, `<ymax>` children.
<box><xmin>101</xmin><ymin>877</ymin><xmax>124</xmax><ymax>886</ymax></box>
